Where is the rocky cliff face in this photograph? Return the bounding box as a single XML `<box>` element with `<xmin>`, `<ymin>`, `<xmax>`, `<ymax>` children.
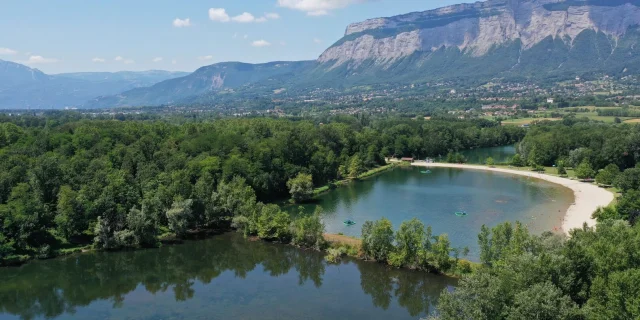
<box><xmin>319</xmin><ymin>0</ymin><xmax>640</xmax><ymax>69</ymax></box>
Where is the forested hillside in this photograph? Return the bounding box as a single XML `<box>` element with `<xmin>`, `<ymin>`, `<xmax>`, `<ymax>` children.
<box><xmin>0</xmin><ymin>114</ymin><xmax>523</xmax><ymax>263</ymax></box>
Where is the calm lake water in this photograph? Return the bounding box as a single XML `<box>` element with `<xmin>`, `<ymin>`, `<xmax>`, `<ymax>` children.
<box><xmin>460</xmin><ymin>145</ymin><xmax>517</xmax><ymax>164</ymax></box>
<box><xmin>0</xmin><ymin>233</ymin><xmax>456</xmax><ymax>320</ymax></box>
<box><xmin>294</xmin><ymin>166</ymin><xmax>573</xmax><ymax>259</ymax></box>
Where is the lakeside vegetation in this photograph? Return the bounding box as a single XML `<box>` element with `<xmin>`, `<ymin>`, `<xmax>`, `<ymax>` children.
<box><xmin>509</xmin><ymin>120</ymin><xmax>640</xmax><ymax>224</ymax></box>
<box><xmin>425</xmin><ymin>119</ymin><xmax>640</xmax><ymax>319</ymax></box>
<box><xmin>312</xmin><ymin>162</ymin><xmax>398</xmax><ymax>196</ymax></box>
<box><xmin>0</xmin><ymin>114</ymin><xmax>523</xmax><ymax>265</ymax></box>
<box><xmin>432</xmin><ymin>219</ymin><xmax>640</xmax><ymax>319</ymax></box>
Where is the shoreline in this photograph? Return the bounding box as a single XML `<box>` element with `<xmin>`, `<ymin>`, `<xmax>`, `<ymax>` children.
<box><xmin>312</xmin><ymin>163</ymin><xmax>399</xmax><ymax>196</ymax></box>
<box><xmin>411</xmin><ymin>162</ymin><xmax>614</xmax><ymax>235</ymax></box>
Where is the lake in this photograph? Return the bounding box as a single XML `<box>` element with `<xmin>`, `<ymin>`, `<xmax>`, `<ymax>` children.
<box><xmin>293</xmin><ymin>166</ymin><xmax>573</xmax><ymax>259</ymax></box>
<box><xmin>460</xmin><ymin>145</ymin><xmax>517</xmax><ymax>164</ymax></box>
<box><xmin>0</xmin><ymin>233</ymin><xmax>456</xmax><ymax>320</ymax></box>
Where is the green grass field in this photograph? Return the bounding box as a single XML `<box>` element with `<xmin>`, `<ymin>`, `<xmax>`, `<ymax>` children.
<box><xmin>500</xmin><ymin>118</ymin><xmax>561</xmax><ymax>125</ymax></box>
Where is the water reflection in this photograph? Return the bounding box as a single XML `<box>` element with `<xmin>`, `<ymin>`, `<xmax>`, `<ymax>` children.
<box><xmin>0</xmin><ymin>233</ymin><xmax>455</xmax><ymax>320</ymax></box>
<box><xmin>460</xmin><ymin>145</ymin><xmax>516</xmax><ymax>164</ymax></box>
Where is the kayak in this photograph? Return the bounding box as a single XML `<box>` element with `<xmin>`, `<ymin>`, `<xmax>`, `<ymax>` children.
<box><xmin>343</xmin><ymin>219</ymin><xmax>356</xmax><ymax>226</ymax></box>
<box><xmin>420</xmin><ymin>170</ymin><xmax>432</xmax><ymax>174</ymax></box>
<box><xmin>455</xmin><ymin>211</ymin><xmax>468</xmax><ymax>217</ymax></box>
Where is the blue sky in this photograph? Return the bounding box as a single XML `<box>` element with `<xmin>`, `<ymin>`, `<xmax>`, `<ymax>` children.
<box><xmin>0</xmin><ymin>0</ymin><xmax>464</xmax><ymax>74</ymax></box>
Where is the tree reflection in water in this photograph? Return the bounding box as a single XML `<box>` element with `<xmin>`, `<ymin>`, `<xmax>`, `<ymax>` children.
<box><xmin>0</xmin><ymin>233</ymin><xmax>455</xmax><ymax>320</ymax></box>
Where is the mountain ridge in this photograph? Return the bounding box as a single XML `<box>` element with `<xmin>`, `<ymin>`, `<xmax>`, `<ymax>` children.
<box><xmin>4</xmin><ymin>0</ymin><xmax>640</xmax><ymax>109</ymax></box>
<box><xmin>0</xmin><ymin>60</ymin><xmax>189</xmax><ymax>109</ymax></box>
<box><xmin>319</xmin><ymin>0</ymin><xmax>640</xmax><ymax>69</ymax></box>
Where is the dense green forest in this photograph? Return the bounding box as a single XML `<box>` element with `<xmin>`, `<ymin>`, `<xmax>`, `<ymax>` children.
<box><xmin>433</xmin><ymin>220</ymin><xmax>640</xmax><ymax>320</ymax></box>
<box><xmin>0</xmin><ymin>114</ymin><xmax>523</xmax><ymax>264</ymax></box>
<box><xmin>515</xmin><ymin>119</ymin><xmax>640</xmax><ymax>223</ymax></box>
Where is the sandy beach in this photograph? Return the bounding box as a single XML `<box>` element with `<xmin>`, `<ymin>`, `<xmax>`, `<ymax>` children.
<box><xmin>411</xmin><ymin>162</ymin><xmax>615</xmax><ymax>235</ymax></box>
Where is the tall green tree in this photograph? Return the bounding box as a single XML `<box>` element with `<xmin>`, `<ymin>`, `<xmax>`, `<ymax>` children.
<box><xmin>349</xmin><ymin>155</ymin><xmax>365</xmax><ymax>179</ymax></box>
<box><xmin>55</xmin><ymin>186</ymin><xmax>83</xmax><ymax>241</ymax></box>
<box><xmin>596</xmin><ymin>164</ymin><xmax>620</xmax><ymax>186</ymax></box>
<box><xmin>256</xmin><ymin>204</ymin><xmax>291</xmax><ymax>242</ymax></box>
<box><xmin>361</xmin><ymin>218</ymin><xmax>395</xmax><ymax>262</ymax></box>
<box><xmin>575</xmin><ymin>160</ymin><xmax>595</xmax><ymax>180</ymax></box>
<box><xmin>389</xmin><ymin>218</ymin><xmax>427</xmax><ymax>268</ymax></box>
<box><xmin>614</xmin><ymin>168</ymin><xmax>640</xmax><ymax>191</ymax></box>
<box><xmin>166</xmin><ymin>199</ymin><xmax>193</xmax><ymax>237</ymax></box>
<box><xmin>291</xmin><ymin>207</ymin><xmax>325</xmax><ymax>250</ymax></box>
<box><xmin>287</xmin><ymin>173</ymin><xmax>314</xmax><ymax>203</ymax></box>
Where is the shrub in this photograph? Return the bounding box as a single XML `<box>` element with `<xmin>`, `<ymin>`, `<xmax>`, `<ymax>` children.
<box><xmin>292</xmin><ymin>207</ymin><xmax>325</xmax><ymax>250</ymax></box>
<box><xmin>575</xmin><ymin>160</ymin><xmax>596</xmax><ymax>180</ymax></box>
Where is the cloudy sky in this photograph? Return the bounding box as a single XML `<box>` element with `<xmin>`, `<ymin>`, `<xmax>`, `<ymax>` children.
<box><xmin>0</xmin><ymin>0</ymin><xmax>463</xmax><ymax>73</ymax></box>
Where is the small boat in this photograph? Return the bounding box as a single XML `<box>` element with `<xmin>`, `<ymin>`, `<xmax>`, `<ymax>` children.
<box><xmin>420</xmin><ymin>170</ymin><xmax>432</xmax><ymax>174</ymax></box>
<box><xmin>343</xmin><ymin>219</ymin><xmax>356</xmax><ymax>226</ymax></box>
<box><xmin>455</xmin><ymin>211</ymin><xmax>468</xmax><ymax>217</ymax></box>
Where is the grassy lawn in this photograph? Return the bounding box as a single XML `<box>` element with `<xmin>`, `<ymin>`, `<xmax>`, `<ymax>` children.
<box><xmin>567</xmin><ymin>112</ymin><xmax>632</xmax><ymax>123</ymax></box>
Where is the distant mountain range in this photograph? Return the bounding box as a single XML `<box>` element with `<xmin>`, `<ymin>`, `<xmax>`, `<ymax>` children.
<box><xmin>3</xmin><ymin>0</ymin><xmax>640</xmax><ymax>109</ymax></box>
<box><xmin>87</xmin><ymin>61</ymin><xmax>314</xmax><ymax>108</ymax></box>
<box><xmin>0</xmin><ymin>60</ymin><xmax>187</xmax><ymax>109</ymax></box>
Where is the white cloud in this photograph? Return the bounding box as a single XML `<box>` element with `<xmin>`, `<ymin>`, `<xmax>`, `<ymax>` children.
<box><xmin>115</xmin><ymin>56</ymin><xmax>134</xmax><ymax>64</ymax></box>
<box><xmin>251</xmin><ymin>40</ymin><xmax>271</xmax><ymax>47</ymax></box>
<box><xmin>92</xmin><ymin>57</ymin><xmax>106</xmax><ymax>63</ymax></box>
<box><xmin>0</xmin><ymin>47</ymin><xmax>17</xmax><ymax>55</ymax></box>
<box><xmin>172</xmin><ymin>59</ymin><xmax>177</xmax><ymax>65</ymax></box>
<box><xmin>152</xmin><ymin>57</ymin><xmax>163</xmax><ymax>62</ymax></box>
<box><xmin>265</xmin><ymin>13</ymin><xmax>281</xmax><ymax>20</ymax></box>
<box><xmin>210</xmin><ymin>9</ymin><xmax>279</xmax><ymax>23</ymax></box>
<box><xmin>173</xmin><ymin>18</ymin><xmax>192</xmax><ymax>27</ymax></box>
<box><xmin>23</xmin><ymin>55</ymin><xmax>58</xmax><ymax>64</ymax></box>
<box><xmin>198</xmin><ymin>55</ymin><xmax>214</xmax><ymax>61</ymax></box>
<box><xmin>277</xmin><ymin>0</ymin><xmax>369</xmax><ymax>15</ymax></box>
<box><xmin>313</xmin><ymin>38</ymin><xmax>322</xmax><ymax>44</ymax></box>
<box><xmin>209</xmin><ymin>8</ymin><xmax>230</xmax><ymax>22</ymax></box>
<box><xmin>232</xmin><ymin>12</ymin><xmax>256</xmax><ymax>23</ymax></box>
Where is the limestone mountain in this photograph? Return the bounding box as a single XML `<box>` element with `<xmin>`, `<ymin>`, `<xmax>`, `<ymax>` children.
<box><xmin>313</xmin><ymin>0</ymin><xmax>640</xmax><ymax>84</ymax></box>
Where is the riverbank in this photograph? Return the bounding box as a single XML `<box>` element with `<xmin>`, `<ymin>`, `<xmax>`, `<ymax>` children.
<box><xmin>323</xmin><ymin>232</ymin><xmax>478</xmax><ymax>277</ymax></box>
<box><xmin>412</xmin><ymin>162</ymin><xmax>614</xmax><ymax>235</ymax></box>
<box><xmin>313</xmin><ymin>163</ymin><xmax>398</xmax><ymax>196</ymax></box>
